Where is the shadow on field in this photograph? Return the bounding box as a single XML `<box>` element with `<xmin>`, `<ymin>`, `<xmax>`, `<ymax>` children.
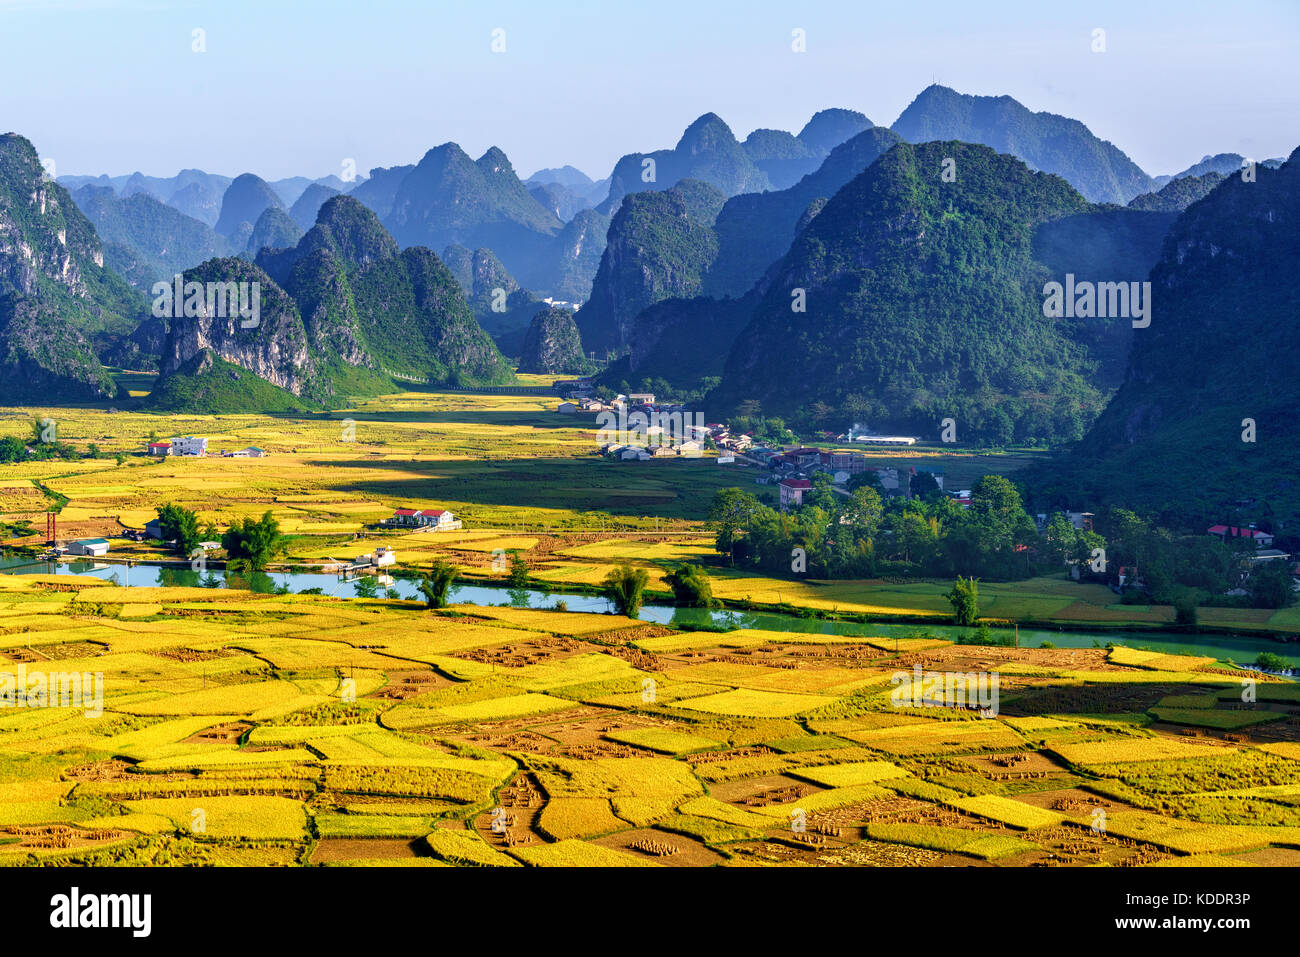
<box><xmin>265</xmin><ymin>409</ymin><xmax>581</xmax><ymax>430</ymax></box>
<box><xmin>314</xmin><ymin>456</ymin><xmax>744</xmax><ymax>519</ymax></box>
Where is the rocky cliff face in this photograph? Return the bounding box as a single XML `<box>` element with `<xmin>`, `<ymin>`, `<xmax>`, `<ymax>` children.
<box><xmin>0</xmin><ymin>133</ymin><xmax>144</xmax><ymax>400</ymax></box>
<box><xmin>155</xmin><ymin>195</ymin><xmax>512</xmax><ymax>408</ymax></box>
<box><xmin>517</xmin><ymin>306</ymin><xmax>586</xmax><ymax>374</ymax></box>
<box><xmin>576</xmin><ymin>180</ymin><xmax>723</xmax><ymax>356</ymax></box>
<box><xmin>158</xmin><ymin>257</ymin><xmax>311</xmax><ymax>395</ymax></box>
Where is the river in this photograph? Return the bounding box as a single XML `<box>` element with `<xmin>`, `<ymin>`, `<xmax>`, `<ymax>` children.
<box><xmin>3</xmin><ymin>557</ymin><xmax>1296</xmax><ymax>669</ymax></box>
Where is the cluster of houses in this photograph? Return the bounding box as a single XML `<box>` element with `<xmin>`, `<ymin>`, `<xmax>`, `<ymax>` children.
<box><xmin>385</xmin><ymin>508</ymin><xmax>462</xmax><ymax>532</ymax></box>
<box><xmin>558</xmin><ymin>391</ymin><xmax>675</xmax><ymax>416</ymax></box>
<box><xmin>1064</xmin><ymin>518</ymin><xmax>1300</xmax><ymax>596</ymax></box>
<box><xmin>743</xmin><ymin>443</ymin><xmax>968</xmax><ymax>512</ymax></box>
<box><xmin>1207</xmin><ymin>523</ymin><xmax>1300</xmax><ymax>594</ymax></box>
<box><xmin>146</xmin><ymin>437</ymin><xmax>265</xmax><ymax>458</ymax></box>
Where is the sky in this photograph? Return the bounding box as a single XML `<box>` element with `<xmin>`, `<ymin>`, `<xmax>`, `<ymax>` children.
<box><xmin>2</xmin><ymin>0</ymin><xmax>1297</xmax><ymax>183</ymax></box>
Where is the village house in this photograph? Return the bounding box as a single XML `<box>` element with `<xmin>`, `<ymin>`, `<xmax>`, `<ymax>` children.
<box><xmin>1248</xmin><ymin>548</ymin><xmax>1292</xmax><ymax>564</ymax></box>
<box><xmin>355</xmin><ymin>546</ymin><xmax>396</xmax><ymax>568</ymax></box>
<box><xmin>786</xmin><ymin>447</ymin><xmax>821</xmax><ymax>468</ymax></box>
<box><xmin>224</xmin><ymin>447</ymin><xmax>266</xmax><ymax>458</ymax></box>
<box><xmin>67</xmin><ymin>538</ymin><xmax>110</xmax><ymax>557</ymax></box>
<box><xmin>390</xmin><ymin>508</ymin><xmax>461</xmax><ymax>531</ymax></box>
<box><xmin>147</xmin><ymin>441</ymin><xmax>172</xmax><ymax>456</ymax></box>
<box><xmin>779</xmin><ymin>478</ymin><xmax>813</xmax><ymax>511</ymax></box>
<box><xmin>870</xmin><ymin>467</ymin><xmax>901</xmax><ymax>492</ymax></box>
<box><xmin>144</xmin><ymin>518</ymin><xmax>164</xmax><ymax>540</ymax></box>
<box><xmin>628</xmin><ymin>392</ymin><xmax>655</xmax><ymax>405</ymax></box>
<box><xmin>170</xmin><ymin>436</ymin><xmax>208</xmax><ymax>457</ymax></box>
<box><xmin>1208</xmin><ymin>524</ymin><xmax>1274</xmax><ymax>548</ymax></box>
<box><xmin>824</xmin><ymin>449</ymin><xmax>867</xmax><ymax>474</ymax></box>
<box><xmin>557</xmin><ymin>401</ymin><xmax>578</xmax><ymax>414</ymax></box>
<box><xmin>1066</xmin><ymin>510</ymin><xmax>1095</xmax><ymax>531</ymax></box>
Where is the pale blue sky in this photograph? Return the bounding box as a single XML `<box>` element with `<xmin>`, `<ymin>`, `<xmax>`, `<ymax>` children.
<box><xmin>3</xmin><ymin>0</ymin><xmax>1297</xmax><ymax>182</ymax></box>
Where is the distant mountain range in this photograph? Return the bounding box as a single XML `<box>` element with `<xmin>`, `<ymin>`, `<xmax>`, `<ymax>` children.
<box><xmin>8</xmin><ymin>85</ymin><xmax>1290</xmax><ymax>472</ymax></box>
<box><xmin>63</xmin><ymin>86</ymin><xmax>1252</xmax><ymax>311</ymax></box>
<box><xmin>891</xmin><ymin>85</ymin><xmax>1153</xmax><ymax>205</ymax></box>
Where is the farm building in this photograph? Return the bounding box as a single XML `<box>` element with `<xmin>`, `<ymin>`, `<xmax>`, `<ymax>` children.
<box><xmin>354</xmin><ymin>546</ymin><xmax>396</xmax><ymax>568</ymax></box>
<box><xmin>390</xmin><ymin>508</ymin><xmax>461</xmax><ymax>531</ymax></box>
<box><xmin>1208</xmin><ymin>524</ymin><xmax>1274</xmax><ymax>548</ymax></box>
<box><xmin>147</xmin><ymin>441</ymin><xmax>172</xmax><ymax>456</ymax></box>
<box><xmin>852</xmin><ymin>434</ymin><xmax>917</xmax><ymax>446</ymax></box>
<box><xmin>557</xmin><ymin>402</ymin><xmax>578</xmax><ymax>414</ymax></box>
<box><xmin>144</xmin><ymin>519</ymin><xmax>163</xmax><ymax>540</ymax></box>
<box><xmin>67</xmin><ymin>538</ymin><xmax>110</xmax><ymax>557</ymax></box>
<box><xmin>170</xmin><ymin>436</ymin><xmax>208</xmax><ymax>456</ymax></box>
<box><xmin>779</xmin><ymin>478</ymin><xmax>813</xmax><ymax>510</ymax></box>
<box><xmin>225</xmin><ymin>447</ymin><xmax>266</xmax><ymax>458</ymax></box>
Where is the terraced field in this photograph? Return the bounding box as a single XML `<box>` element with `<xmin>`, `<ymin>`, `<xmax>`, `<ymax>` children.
<box><xmin>0</xmin><ymin>574</ymin><xmax>1298</xmax><ymax>867</ymax></box>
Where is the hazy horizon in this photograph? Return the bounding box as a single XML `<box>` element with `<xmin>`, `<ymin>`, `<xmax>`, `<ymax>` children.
<box><xmin>3</xmin><ymin>0</ymin><xmax>1297</xmax><ymax>183</ymax></box>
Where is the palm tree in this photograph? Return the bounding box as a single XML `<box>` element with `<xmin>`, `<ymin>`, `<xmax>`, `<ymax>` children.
<box><xmin>417</xmin><ymin>561</ymin><xmax>458</xmax><ymax>609</ymax></box>
<box><xmin>602</xmin><ymin>564</ymin><xmax>649</xmax><ymax>618</ymax></box>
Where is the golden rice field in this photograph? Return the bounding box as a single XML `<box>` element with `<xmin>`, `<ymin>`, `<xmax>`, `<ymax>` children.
<box><xmin>0</xmin><ymin>573</ymin><xmax>1296</xmax><ymax>867</ymax></box>
<box><xmin>2</xmin><ymin>389</ymin><xmax>1293</xmax><ymax>633</ymax></box>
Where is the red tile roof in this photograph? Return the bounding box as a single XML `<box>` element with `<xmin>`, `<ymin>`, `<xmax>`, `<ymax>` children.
<box><xmin>393</xmin><ymin>508</ymin><xmax>419</xmax><ymax>516</ymax></box>
<box><xmin>779</xmin><ymin>479</ymin><xmax>813</xmax><ymax>489</ymax></box>
<box><xmin>1208</xmin><ymin>525</ymin><xmax>1269</xmax><ymax>538</ymax></box>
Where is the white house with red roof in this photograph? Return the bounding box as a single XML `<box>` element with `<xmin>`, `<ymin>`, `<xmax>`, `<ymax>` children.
<box><xmin>1208</xmin><ymin>524</ymin><xmax>1273</xmax><ymax>548</ymax></box>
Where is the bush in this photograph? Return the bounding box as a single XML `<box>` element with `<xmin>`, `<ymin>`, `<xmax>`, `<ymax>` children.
<box><xmin>221</xmin><ymin>511</ymin><xmax>284</xmax><ymax>571</ymax></box>
<box><xmin>947</xmin><ymin>576</ymin><xmax>979</xmax><ymax>626</ymax></box>
<box><xmin>602</xmin><ymin>565</ymin><xmax>649</xmax><ymax>618</ymax></box>
<box><xmin>1173</xmin><ymin>591</ymin><xmax>1199</xmax><ymax>628</ymax></box>
<box><xmin>1255</xmin><ymin>651</ymin><xmax>1289</xmax><ymax>671</ymax></box>
<box><xmin>661</xmin><ymin>563</ymin><xmax>715</xmax><ymax>607</ymax></box>
<box><xmin>417</xmin><ymin>561</ymin><xmax>458</xmax><ymax>609</ymax></box>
